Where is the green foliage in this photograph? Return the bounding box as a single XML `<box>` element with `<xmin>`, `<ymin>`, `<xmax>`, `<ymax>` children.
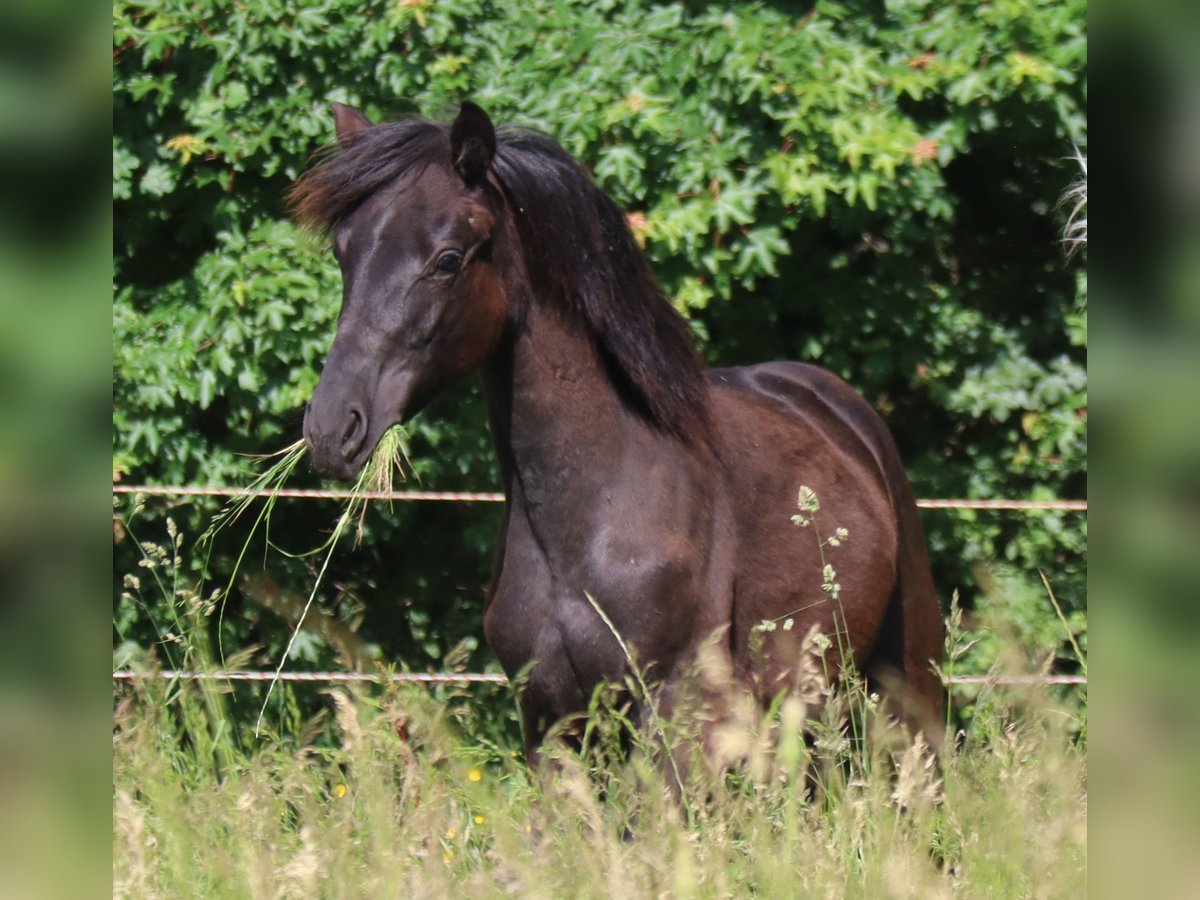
<box><xmin>113</xmin><ymin>1</ymin><xmax>1086</xmax><ymax>689</ymax></box>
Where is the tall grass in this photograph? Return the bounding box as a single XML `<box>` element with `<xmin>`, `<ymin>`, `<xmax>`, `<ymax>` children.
<box><xmin>113</xmin><ymin>674</ymin><xmax>1085</xmax><ymax>898</ymax></box>
<box><xmin>114</xmin><ymin>453</ymin><xmax>1085</xmax><ymax>898</ymax></box>
<box><xmin>114</xmin><ymin>613</ymin><xmax>1086</xmax><ymax>900</ymax></box>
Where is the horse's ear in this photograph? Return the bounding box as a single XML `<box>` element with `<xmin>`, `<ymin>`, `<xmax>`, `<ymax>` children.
<box><xmin>450</xmin><ymin>101</ymin><xmax>496</xmax><ymax>184</ymax></box>
<box><xmin>332</xmin><ymin>102</ymin><xmax>372</xmax><ymax>142</ymax></box>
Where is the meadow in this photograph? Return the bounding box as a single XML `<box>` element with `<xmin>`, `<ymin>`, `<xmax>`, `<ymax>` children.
<box><xmin>113</xmin><ymin>621</ymin><xmax>1086</xmax><ymax>898</ymax></box>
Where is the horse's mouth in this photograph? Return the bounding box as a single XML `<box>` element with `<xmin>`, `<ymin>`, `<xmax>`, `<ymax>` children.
<box><xmin>303</xmin><ymin>402</ymin><xmax>402</xmax><ymax>482</ymax></box>
<box><xmin>302</xmin><ymin>364</ymin><xmax>424</xmax><ymax>482</ymax></box>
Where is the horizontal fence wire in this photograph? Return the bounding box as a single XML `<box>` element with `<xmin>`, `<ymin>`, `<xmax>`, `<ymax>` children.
<box><xmin>113</xmin><ymin>670</ymin><xmax>508</xmax><ymax>684</ymax></box>
<box><xmin>113</xmin><ymin>485</ymin><xmax>1086</xmax><ymax>693</ymax></box>
<box><xmin>112</xmin><ymin>670</ymin><xmax>1085</xmax><ymax>688</ymax></box>
<box><xmin>112</xmin><ymin>484</ymin><xmax>1087</xmax><ymax>512</ymax></box>
<box><xmin>112</xmin><ymin>484</ymin><xmax>507</xmax><ymax>503</ymax></box>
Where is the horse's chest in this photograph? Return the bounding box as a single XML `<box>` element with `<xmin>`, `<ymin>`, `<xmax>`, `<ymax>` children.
<box><xmin>483</xmin><ymin>507</ymin><xmax>710</xmax><ymax>717</ymax></box>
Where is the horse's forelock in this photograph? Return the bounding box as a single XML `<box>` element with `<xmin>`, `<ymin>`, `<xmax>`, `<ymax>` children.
<box><xmin>288</xmin><ymin>119</ymin><xmax>449</xmax><ymax>234</ymax></box>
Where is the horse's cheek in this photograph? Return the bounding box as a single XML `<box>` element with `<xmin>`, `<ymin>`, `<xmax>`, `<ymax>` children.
<box><xmin>453</xmin><ymin>279</ymin><xmax>507</xmax><ymax>369</ymax></box>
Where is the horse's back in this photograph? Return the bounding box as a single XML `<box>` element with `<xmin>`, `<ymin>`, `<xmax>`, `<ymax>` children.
<box><xmin>705</xmin><ymin>360</ymin><xmax>942</xmax><ymax>735</ymax></box>
<box><xmin>708</xmin><ymin>361</ymin><xmax>902</xmax><ymax>497</ymax></box>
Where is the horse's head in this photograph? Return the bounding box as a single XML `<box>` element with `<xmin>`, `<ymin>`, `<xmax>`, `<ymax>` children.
<box><xmin>301</xmin><ymin>102</ymin><xmax>510</xmax><ymax>480</ymax></box>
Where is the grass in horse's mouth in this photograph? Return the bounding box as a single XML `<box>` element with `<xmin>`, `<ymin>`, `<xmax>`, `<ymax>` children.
<box><xmin>353</xmin><ymin>425</ymin><xmax>415</xmax><ymax>543</ymax></box>
<box><xmin>364</xmin><ymin>425</ymin><xmax>413</xmax><ymax>494</ymax></box>
<box><xmin>199</xmin><ymin>438</ymin><xmax>309</xmax><ymax>549</ymax></box>
<box><xmin>195</xmin><ymin>425</ymin><xmax>413</xmax><ymax>733</ymax></box>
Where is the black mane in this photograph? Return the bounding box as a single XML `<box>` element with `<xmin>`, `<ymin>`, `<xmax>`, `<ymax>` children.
<box><xmin>290</xmin><ymin>115</ymin><xmax>711</xmax><ymax>443</ymax></box>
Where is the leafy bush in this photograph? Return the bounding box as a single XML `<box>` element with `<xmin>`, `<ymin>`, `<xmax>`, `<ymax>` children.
<box><xmin>113</xmin><ymin>0</ymin><xmax>1086</xmax><ymax>690</ymax></box>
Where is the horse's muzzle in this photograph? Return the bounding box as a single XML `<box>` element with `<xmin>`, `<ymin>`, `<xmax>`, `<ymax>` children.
<box><xmin>303</xmin><ymin>397</ymin><xmax>371</xmax><ymax>481</ymax></box>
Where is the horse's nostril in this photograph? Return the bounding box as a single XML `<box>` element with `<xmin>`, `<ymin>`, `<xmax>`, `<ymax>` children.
<box><xmin>341</xmin><ymin>406</ymin><xmax>367</xmax><ymax>458</ymax></box>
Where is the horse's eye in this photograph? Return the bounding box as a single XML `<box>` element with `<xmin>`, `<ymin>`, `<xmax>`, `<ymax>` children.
<box><xmin>435</xmin><ymin>250</ymin><xmax>464</xmax><ymax>274</ymax></box>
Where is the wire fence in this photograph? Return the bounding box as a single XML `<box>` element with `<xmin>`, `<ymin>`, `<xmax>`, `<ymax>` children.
<box><xmin>113</xmin><ymin>482</ymin><xmax>1086</xmax><ymax>691</ymax></box>
<box><xmin>111</xmin><ymin>670</ymin><xmax>1086</xmax><ymax>688</ymax></box>
<box><xmin>112</xmin><ymin>483</ymin><xmax>1087</xmax><ymax>512</ymax></box>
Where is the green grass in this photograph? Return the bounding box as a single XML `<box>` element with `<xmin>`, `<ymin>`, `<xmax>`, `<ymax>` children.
<box><xmin>113</xmin><ymin>667</ymin><xmax>1085</xmax><ymax>898</ymax></box>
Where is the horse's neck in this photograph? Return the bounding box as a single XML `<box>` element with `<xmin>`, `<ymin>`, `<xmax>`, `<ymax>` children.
<box><xmin>482</xmin><ymin>304</ymin><xmax>640</xmax><ymax>510</ymax></box>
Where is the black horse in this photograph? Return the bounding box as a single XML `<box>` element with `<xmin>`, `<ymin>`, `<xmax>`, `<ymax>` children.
<box><xmin>293</xmin><ymin>102</ymin><xmax>943</xmax><ymax>761</ymax></box>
